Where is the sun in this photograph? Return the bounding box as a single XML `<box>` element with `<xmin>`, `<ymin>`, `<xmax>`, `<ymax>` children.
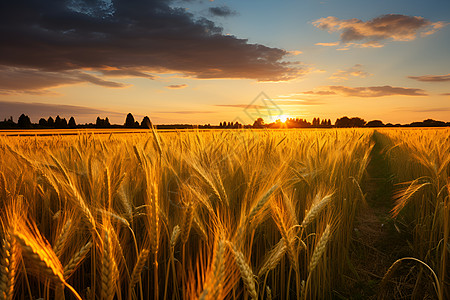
<box><xmin>275</xmin><ymin>114</ymin><xmax>290</xmax><ymax>123</ymax></box>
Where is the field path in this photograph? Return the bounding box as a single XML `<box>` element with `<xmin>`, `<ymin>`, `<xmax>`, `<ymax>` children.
<box><xmin>339</xmin><ymin>131</ymin><xmax>411</xmax><ymax>299</ymax></box>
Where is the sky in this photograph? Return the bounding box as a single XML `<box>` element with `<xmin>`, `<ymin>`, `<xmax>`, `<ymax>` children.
<box><xmin>0</xmin><ymin>0</ymin><xmax>449</xmax><ymax>125</ymax></box>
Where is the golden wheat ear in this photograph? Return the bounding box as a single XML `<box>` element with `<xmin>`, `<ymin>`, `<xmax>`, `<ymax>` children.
<box><xmin>12</xmin><ymin>220</ymin><xmax>83</xmax><ymax>300</ymax></box>
<box><xmin>0</xmin><ymin>232</ymin><xmax>20</xmax><ymax>300</ymax></box>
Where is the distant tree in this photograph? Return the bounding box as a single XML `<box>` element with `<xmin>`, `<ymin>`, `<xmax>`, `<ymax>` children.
<box><xmin>68</xmin><ymin>116</ymin><xmax>76</xmax><ymax>128</ymax></box>
<box><xmin>125</xmin><ymin>113</ymin><xmax>135</xmax><ymax>127</ymax></box>
<box><xmin>18</xmin><ymin>114</ymin><xmax>32</xmax><ymax>128</ymax></box>
<box><xmin>39</xmin><ymin>118</ymin><xmax>48</xmax><ymax>127</ymax></box>
<box><xmin>47</xmin><ymin>116</ymin><xmax>55</xmax><ymax>127</ymax></box>
<box><xmin>55</xmin><ymin>115</ymin><xmax>68</xmax><ymax>128</ymax></box>
<box><xmin>366</xmin><ymin>120</ymin><xmax>384</xmax><ymax>127</ymax></box>
<box><xmin>96</xmin><ymin>117</ymin><xmax>111</xmax><ymax>128</ymax></box>
<box><xmin>253</xmin><ymin>117</ymin><xmax>265</xmax><ymax>128</ymax></box>
<box><xmin>141</xmin><ymin>116</ymin><xmax>152</xmax><ymax>128</ymax></box>
<box><xmin>335</xmin><ymin>116</ymin><xmax>365</xmax><ymax>127</ymax></box>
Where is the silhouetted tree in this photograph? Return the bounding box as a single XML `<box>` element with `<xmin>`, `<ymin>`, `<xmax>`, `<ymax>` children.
<box><xmin>39</xmin><ymin>118</ymin><xmax>48</xmax><ymax>127</ymax></box>
<box><xmin>141</xmin><ymin>116</ymin><xmax>152</xmax><ymax>128</ymax></box>
<box><xmin>18</xmin><ymin>114</ymin><xmax>32</xmax><ymax>128</ymax></box>
<box><xmin>55</xmin><ymin>115</ymin><xmax>68</xmax><ymax>128</ymax></box>
<box><xmin>96</xmin><ymin>117</ymin><xmax>111</xmax><ymax>128</ymax></box>
<box><xmin>366</xmin><ymin>120</ymin><xmax>384</xmax><ymax>127</ymax></box>
<box><xmin>47</xmin><ymin>117</ymin><xmax>55</xmax><ymax>127</ymax></box>
<box><xmin>125</xmin><ymin>113</ymin><xmax>135</xmax><ymax>127</ymax></box>
<box><xmin>335</xmin><ymin>116</ymin><xmax>366</xmax><ymax>127</ymax></box>
<box><xmin>68</xmin><ymin>116</ymin><xmax>76</xmax><ymax>128</ymax></box>
<box><xmin>253</xmin><ymin>118</ymin><xmax>265</xmax><ymax>128</ymax></box>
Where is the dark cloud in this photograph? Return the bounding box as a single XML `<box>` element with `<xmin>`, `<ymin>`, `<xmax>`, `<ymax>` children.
<box><xmin>408</xmin><ymin>74</ymin><xmax>450</xmax><ymax>82</ymax></box>
<box><xmin>313</xmin><ymin>14</ymin><xmax>446</xmax><ymax>48</ymax></box>
<box><xmin>0</xmin><ymin>100</ymin><xmax>123</xmax><ymax>122</ymax></box>
<box><xmin>302</xmin><ymin>85</ymin><xmax>427</xmax><ymax>97</ymax></box>
<box><xmin>441</xmin><ymin>93</ymin><xmax>450</xmax><ymax>96</ymax></box>
<box><xmin>0</xmin><ymin>0</ymin><xmax>301</xmax><ymax>86</ymax></box>
<box><xmin>0</xmin><ymin>66</ymin><xmax>128</xmax><ymax>94</ymax></box>
<box><xmin>166</xmin><ymin>84</ymin><xmax>188</xmax><ymax>89</ymax></box>
<box><xmin>209</xmin><ymin>6</ymin><xmax>238</xmax><ymax>17</ymax></box>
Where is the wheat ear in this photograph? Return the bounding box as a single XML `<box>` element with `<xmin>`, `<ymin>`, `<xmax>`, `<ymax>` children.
<box><xmin>13</xmin><ymin>231</ymin><xmax>65</xmax><ymax>283</ymax></box>
<box><xmin>199</xmin><ymin>239</ymin><xmax>225</xmax><ymax>300</ymax></box>
<box><xmin>308</xmin><ymin>225</ymin><xmax>331</xmax><ymax>273</ymax></box>
<box><xmin>53</xmin><ymin>218</ymin><xmax>72</xmax><ymax>258</ymax></box>
<box><xmin>258</xmin><ymin>238</ymin><xmax>287</xmax><ymax>277</ymax></box>
<box><xmin>63</xmin><ymin>241</ymin><xmax>92</xmax><ymax>279</ymax></box>
<box><xmin>129</xmin><ymin>249</ymin><xmax>150</xmax><ymax>291</ymax></box>
<box><xmin>0</xmin><ymin>233</ymin><xmax>19</xmax><ymax>300</ymax></box>
<box><xmin>272</xmin><ymin>206</ymin><xmax>298</xmax><ymax>272</ymax></box>
<box><xmin>101</xmin><ymin>229</ymin><xmax>118</xmax><ymax>300</ymax></box>
<box><xmin>180</xmin><ymin>203</ymin><xmax>194</xmax><ymax>245</ymax></box>
<box><xmin>170</xmin><ymin>225</ymin><xmax>180</xmax><ymax>249</ymax></box>
<box><xmin>266</xmin><ymin>286</ymin><xmax>272</xmax><ymax>300</ymax></box>
<box><xmin>301</xmin><ymin>194</ymin><xmax>333</xmax><ymax>228</ymax></box>
<box><xmin>227</xmin><ymin>241</ymin><xmax>257</xmax><ymax>300</ymax></box>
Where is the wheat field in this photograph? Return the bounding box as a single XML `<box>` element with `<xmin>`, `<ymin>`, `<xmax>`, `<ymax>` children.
<box><xmin>0</xmin><ymin>128</ymin><xmax>448</xmax><ymax>299</ymax></box>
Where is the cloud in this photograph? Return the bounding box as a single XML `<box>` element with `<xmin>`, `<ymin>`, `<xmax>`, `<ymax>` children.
<box><xmin>209</xmin><ymin>6</ymin><xmax>237</xmax><ymax>17</ymax></box>
<box><xmin>215</xmin><ymin>104</ymin><xmax>266</xmax><ymax>109</ymax></box>
<box><xmin>0</xmin><ymin>100</ymin><xmax>124</xmax><ymax>122</ymax></box>
<box><xmin>272</xmin><ymin>98</ymin><xmax>324</xmax><ymax>105</ymax></box>
<box><xmin>0</xmin><ymin>0</ymin><xmax>302</xmax><ymax>83</ymax></box>
<box><xmin>313</xmin><ymin>14</ymin><xmax>446</xmax><ymax>48</ymax></box>
<box><xmin>315</xmin><ymin>42</ymin><xmax>339</xmax><ymax>46</ymax></box>
<box><xmin>397</xmin><ymin>107</ymin><xmax>450</xmax><ymax>113</ymax></box>
<box><xmin>329</xmin><ymin>64</ymin><xmax>371</xmax><ymax>81</ymax></box>
<box><xmin>0</xmin><ymin>66</ymin><xmax>128</xmax><ymax>94</ymax></box>
<box><xmin>441</xmin><ymin>93</ymin><xmax>450</xmax><ymax>96</ymax></box>
<box><xmin>301</xmin><ymin>85</ymin><xmax>427</xmax><ymax>97</ymax></box>
<box><xmin>157</xmin><ymin>110</ymin><xmax>214</xmax><ymax>114</ymax></box>
<box><xmin>99</xmin><ymin>68</ymin><xmax>155</xmax><ymax>79</ymax></box>
<box><xmin>166</xmin><ymin>84</ymin><xmax>188</xmax><ymax>89</ymax></box>
<box><xmin>408</xmin><ymin>74</ymin><xmax>450</xmax><ymax>82</ymax></box>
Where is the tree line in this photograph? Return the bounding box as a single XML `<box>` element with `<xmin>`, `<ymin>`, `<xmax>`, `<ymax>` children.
<box><xmin>0</xmin><ymin>113</ymin><xmax>449</xmax><ymax>129</ymax></box>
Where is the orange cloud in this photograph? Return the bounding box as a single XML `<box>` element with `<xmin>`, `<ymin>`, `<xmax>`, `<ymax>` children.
<box><xmin>313</xmin><ymin>14</ymin><xmax>447</xmax><ymax>48</ymax></box>
<box><xmin>329</xmin><ymin>64</ymin><xmax>371</xmax><ymax>81</ymax></box>
<box><xmin>301</xmin><ymin>85</ymin><xmax>427</xmax><ymax>97</ymax></box>
<box><xmin>408</xmin><ymin>74</ymin><xmax>450</xmax><ymax>82</ymax></box>
<box><xmin>166</xmin><ymin>84</ymin><xmax>188</xmax><ymax>89</ymax></box>
<box><xmin>315</xmin><ymin>42</ymin><xmax>339</xmax><ymax>46</ymax></box>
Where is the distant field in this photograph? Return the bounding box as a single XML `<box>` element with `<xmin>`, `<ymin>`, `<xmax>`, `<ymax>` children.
<box><xmin>0</xmin><ymin>128</ymin><xmax>448</xmax><ymax>299</ymax></box>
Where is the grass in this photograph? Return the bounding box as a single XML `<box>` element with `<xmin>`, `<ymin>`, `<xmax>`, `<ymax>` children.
<box><xmin>0</xmin><ymin>128</ymin><xmax>448</xmax><ymax>299</ymax></box>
